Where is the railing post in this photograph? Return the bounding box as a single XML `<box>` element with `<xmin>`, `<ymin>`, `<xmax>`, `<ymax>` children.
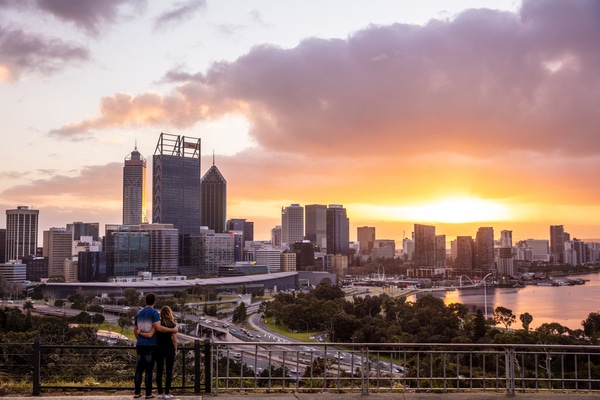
<box><xmin>203</xmin><ymin>339</ymin><xmax>211</xmax><ymax>393</ymax></box>
<box><xmin>32</xmin><ymin>337</ymin><xmax>41</xmax><ymax>396</ymax></box>
<box><xmin>504</xmin><ymin>346</ymin><xmax>516</xmax><ymax>396</ymax></box>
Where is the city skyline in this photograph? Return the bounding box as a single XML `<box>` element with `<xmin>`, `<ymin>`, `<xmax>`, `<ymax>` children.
<box><xmin>2</xmin><ymin>1</ymin><xmax>600</xmax><ymax>243</ymax></box>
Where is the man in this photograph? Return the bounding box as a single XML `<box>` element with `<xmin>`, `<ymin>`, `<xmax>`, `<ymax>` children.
<box><xmin>133</xmin><ymin>293</ymin><xmax>177</xmax><ymax>399</ymax></box>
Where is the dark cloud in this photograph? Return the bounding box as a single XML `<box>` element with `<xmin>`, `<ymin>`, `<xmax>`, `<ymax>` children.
<box><xmin>0</xmin><ymin>26</ymin><xmax>89</xmax><ymax>81</ymax></box>
<box><xmin>49</xmin><ymin>0</ymin><xmax>600</xmax><ymax>159</ymax></box>
<box><xmin>153</xmin><ymin>0</ymin><xmax>206</xmax><ymax>31</ymax></box>
<box><xmin>35</xmin><ymin>0</ymin><xmax>146</xmax><ymax>35</ymax></box>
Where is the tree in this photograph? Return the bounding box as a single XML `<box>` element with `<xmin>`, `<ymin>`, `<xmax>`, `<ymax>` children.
<box><xmin>232</xmin><ymin>302</ymin><xmax>247</xmax><ymax>324</ymax></box>
<box><xmin>493</xmin><ymin>306</ymin><xmax>516</xmax><ymax>331</ymax></box>
<box><xmin>519</xmin><ymin>312</ymin><xmax>533</xmax><ymax>331</ymax></box>
<box><xmin>472</xmin><ymin>309</ymin><xmax>487</xmax><ymax>341</ymax></box>
<box><xmin>122</xmin><ymin>288</ymin><xmax>140</xmax><ymax>306</ymax></box>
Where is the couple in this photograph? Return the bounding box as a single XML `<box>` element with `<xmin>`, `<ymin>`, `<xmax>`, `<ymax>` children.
<box><xmin>133</xmin><ymin>293</ymin><xmax>178</xmax><ymax>399</ymax></box>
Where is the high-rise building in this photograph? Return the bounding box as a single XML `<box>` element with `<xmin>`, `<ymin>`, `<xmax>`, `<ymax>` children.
<box><xmin>107</xmin><ymin>226</ymin><xmax>149</xmax><ymax>277</ymax></box>
<box><xmin>143</xmin><ymin>223</ymin><xmax>179</xmax><ymax>275</ymax></box>
<box><xmin>123</xmin><ymin>145</ymin><xmax>148</xmax><ymax>225</ymax></box>
<box><xmin>280</xmin><ymin>252</ymin><xmax>296</xmax><ymax>272</ymax></box>
<box><xmin>305</xmin><ymin>204</ymin><xmax>327</xmax><ymax>248</ymax></box>
<box><xmin>271</xmin><ymin>226</ymin><xmax>282</xmax><ymax>247</ymax></box>
<box><xmin>326</xmin><ymin>204</ymin><xmax>350</xmax><ymax>256</ymax></box>
<box><xmin>550</xmin><ymin>225</ymin><xmax>566</xmax><ymax>264</ymax></box>
<box><xmin>43</xmin><ymin>227</ymin><xmax>73</xmax><ymax>278</ymax></box>
<box><xmin>190</xmin><ymin>229</ymin><xmax>235</xmax><ymax>276</ymax></box>
<box><xmin>413</xmin><ymin>224</ymin><xmax>436</xmax><ymax>266</ymax></box>
<box><xmin>357</xmin><ymin>226</ymin><xmax>376</xmax><ymax>255</ymax></box>
<box><xmin>435</xmin><ymin>235</ymin><xmax>446</xmax><ymax>266</ymax></box>
<box><xmin>6</xmin><ymin>206</ymin><xmax>39</xmax><ymax>261</ymax></box>
<box><xmin>0</xmin><ymin>228</ymin><xmax>5</xmax><ymax>263</ymax></box>
<box><xmin>475</xmin><ymin>227</ymin><xmax>495</xmax><ymax>272</ymax></box>
<box><xmin>67</xmin><ymin>221</ymin><xmax>100</xmax><ymax>241</ymax></box>
<box><xmin>256</xmin><ymin>248</ymin><xmax>283</xmax><ymax>273</ymax></box>
<box><xmin>226</xmin><ymin>219</ymin><xmax>254</xmax><ymax>242</ymax></box>
<box><xmin>200</xmin><ymin>158</ymin><xmax>227</xmax><ymax>233</ymax></box>
<box><xmin>455</xmin><ymin>236</ymin><xmax>475</xmax><ymax>271</ymax></box>
<box><xmin>281</xmin><ymin>204</ymin><xmax>304</xmax><ymax>248</ymax></box>
<box><xmin>500</xmin><ymin>230</ymin><xmax>513</xmax><ymax>248</ymax></box>
<box><xmin>152</xmin><ymin>133</ymin><xmax>201</xmax><ymax>236</ymax></box>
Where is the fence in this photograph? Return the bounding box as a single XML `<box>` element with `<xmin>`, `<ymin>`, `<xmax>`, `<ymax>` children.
<box><xmin>2</xmin><ymin>340</ymin><xmax>600</xmax><ymax>396</ymax></box>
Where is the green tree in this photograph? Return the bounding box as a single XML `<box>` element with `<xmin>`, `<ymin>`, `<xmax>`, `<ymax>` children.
<box><xmin>493</xmin><ymin>306</ymin><xmax>516</xmax><ymax>331</ymax></box>
<box><xmin>122</xmin><ymin>288</ymin><xmax>140</xmax><ymax>306</ymax></box>
<box><xmin>519</xmin><ymin>312</ymin><xmax>533</xmax><ymax>331</ymax></box>
<box><xmin>472</xmin><ymin>309</ymin><xmax>487</xmax><ymax>341</ymax></box>
<box><xmin>232</xmin><ymin>302</ymin><xmax>247</xmax><ymax>324</ymax></box>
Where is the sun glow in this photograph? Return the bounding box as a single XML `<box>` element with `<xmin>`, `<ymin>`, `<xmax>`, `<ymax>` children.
<box><xmin>357</xmin><ymin>196</ymin><xmax>512</xmax><ymax>224</ymax></box>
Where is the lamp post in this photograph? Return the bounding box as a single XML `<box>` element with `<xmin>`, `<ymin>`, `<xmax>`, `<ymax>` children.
<box><xmin>299</xmin><ymin>318</ymin><xmax>309</xmax><ymax>336</ymax></box>
<box><xmin>481</xmin><ymin>273</ymin><xmax>493</xmax><ymax>320</ymax></box>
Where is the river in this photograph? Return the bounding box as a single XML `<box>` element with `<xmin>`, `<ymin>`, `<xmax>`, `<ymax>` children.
<box><xmin>415</xmin><ymin>272</ymin><xmax>600</xmax><ymax>331</ymax></box>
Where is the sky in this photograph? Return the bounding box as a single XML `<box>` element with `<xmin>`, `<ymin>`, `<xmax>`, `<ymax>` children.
<box><xmin>2</xmin><ymin>0</ymin><xmax>600</xmax><ymax>245</ymax></box>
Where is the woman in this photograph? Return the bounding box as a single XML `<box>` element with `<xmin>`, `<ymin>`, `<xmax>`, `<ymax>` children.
<box><xmin>138</xmin><ymin>305</ymin><xmax>177</xmax><ymax>399</ymax></box>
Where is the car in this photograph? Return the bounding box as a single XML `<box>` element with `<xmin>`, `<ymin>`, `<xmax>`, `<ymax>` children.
<box><xmin>7</xmin><ymin>300</ymin><xmax>14</xmax><ymax>304</ymax></box>
<box><xmin>123</xmin><ymin>306</ymin><xmax>130</xmax><ymax>310</ymax></box>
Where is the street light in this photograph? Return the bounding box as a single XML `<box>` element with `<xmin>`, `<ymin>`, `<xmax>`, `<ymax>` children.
<box><xmin>299</xmin><ymin>318</ymin><xmax>309</xmax><ymax>336</ymax></box>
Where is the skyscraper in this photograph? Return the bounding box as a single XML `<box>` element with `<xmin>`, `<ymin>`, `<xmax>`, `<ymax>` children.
<box><xmin>413</xmin><ymin>224</ymin><xmax>436</xmax><ymax>266</ymax></box>
<box><xmin>305</xmin><ymin>204</ymin><xmax>327</xmax><ymax>248</ymax></box>
<box><xmin>200</xmin><ymin>158</ymin><xmax>227</xmax><ymax>233</ymax></box>
<box><xmin>357</xmin><ymin>226</ymin><xmax>376</xmax><ymax>255</ymax></box>
<box><xmin>326</xmin><ymin>204</ymin><xmax>350</xmax><ymax>256</ymax></box>
<box><xmin>550</xmin><ymin>225</ymin><xmax>565</xmax><ymax>264</ymax></box>
<box><xmin>43</xmin><ymin>227</ymin><xmax>72</xmax><ymax>278</ymax></box>
<box><xmin>281</xmin><ymin>204</ymin><xmax>304</xmax><ymax>248</ymax></box>
<box><xmin>6</xmin><ymin>206</ymin><xmax>39</xmax><ymax>261</ymax></box>
<box><xmin>152</xmin><ymin>133</ymin><xmax>201</xmax><ymax>235</ymax></box>
<box><xmin>475</xmin><ymin>227</ymin><xmax>495</xmax><ymax>272</ymax></box>
<box><xmin>123</xmin><ymin>144</ymin><xmax>147</xmax><ymax>225</ymax></box>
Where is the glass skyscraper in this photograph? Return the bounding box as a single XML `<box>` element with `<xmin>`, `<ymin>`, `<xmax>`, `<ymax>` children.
<box><xmin>152</xmin><ymin>133</ymin><xmax>201</xmax><ymax>236</ymax></box>
<box><xmin>200</xmin><ymin>160</ymin><xmax>227</xmax><ymax>233</ymax></box>
<box><xmin>123</xmin><ymin>144</ymin><xmax>147</xmax><ymax>225</ymax></box>
<box><xmin>326</xmin><ymin>204</ymin><xmax>350</xmax><ymax>256</ymax></box>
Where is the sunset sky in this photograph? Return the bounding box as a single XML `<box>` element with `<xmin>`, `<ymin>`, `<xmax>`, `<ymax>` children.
<box><xmin>2</xmin><ymin>0</ymin><xmax>600</xmax><ymax>245</ymax></box>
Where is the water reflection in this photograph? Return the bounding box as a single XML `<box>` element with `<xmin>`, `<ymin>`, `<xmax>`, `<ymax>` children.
<box><xmin>416</xmin><ymin>272</ymin><xmax>600</xmax><ymax>331</ymax></box>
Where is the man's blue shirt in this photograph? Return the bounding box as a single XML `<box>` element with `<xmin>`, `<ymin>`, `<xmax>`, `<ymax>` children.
<box><xmin>135</xmin><ymin>307</ymin><xmax>160</xmax><ymax>346</ymax></box>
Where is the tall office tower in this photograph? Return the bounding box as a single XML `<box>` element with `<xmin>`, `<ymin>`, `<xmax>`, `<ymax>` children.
<box><xmin>435</xmin><ymin>234</ymin><xmax>446</xmax><ymax>266</ymax></box>
<box><xmin>190</xmin><ymin>229</ymin><xmax>235</xmax><ymax>276</ymax></box>
<box><xmin>43</xmin><ymin>227</ymin><xmax>73</xmax><ymax>278</ymax></box>
<box><xmin>139</xmin><ymin>224</ymin><xmax>178</xmax><ymax>275</ymax></box>
<box><xmin>357</xmin><ymin>226</ymin><xmax>376</xmax><ymax>254</ymax></box>
<box><xmin>500</xmin><ymin>230</ymin><xmax>513</xmax><ymax>248</ymax></box>
<box><xmin>497</xmin><ymin>247</ymin><xmax>514</xmax><ymax>276</ymax></box>
<box><xmin>67</xmin><ymin>221</ymin><xmax>100</xmax><ymax>241</ymax></box>
<box><xmin>6</xmin><ymin>206</ymin><xmax>39</xmax><ymax>261</ymax></box>
<box><xmin>475</xmin><ymin>227</ymin><xmax>495</xmax><ymax>272</ymax></box>
<box><xmin>413</xmin><ymin>224</ymin><xmax>436</xmax><ymax>266</ymax></box>
<box><xmin>455</xmin><ymin>236</ymin><xmax>475</xmax><ymax>270</ymax></box>
<box><xmin>226</xmin><ymin>218</ymin><xmax>254</xmax><ymax>242</ymax></box>
<box><xmin>0</xmin><ymin>229</ymin><xmax>5</xmax><ymax>263</ymax></box>
<box><xmin>200</xmin><ymin>159</ymin><xmax>227</xmax><ymax>233</ymax></box>
<box><xmin>550</xmin><ymin>225</ymin><xmax>565</xmax><ymax>263</ymax></box>
<box><xmin>271</xmin><ymin>226</ymin><xmax>282</xmax><ymax>247</ymax></box>
<box><xmin>305</xmin><ymin>204</ymin><xmax>327</xmax><ymax>248</ymax></box>
<box><xmin>108</xmin><ymin>226</ymin><xmax>149</xmax><ymax>277</ymax></box>
<box><xmin>78</xmin><ymin>251</ymin><xmax>108</xmax><ymax>282</ymax></box>
<box><xmin>152</xmin><ymin>133</ymin><xmax>201</xmax><ymax>235</ymax></box>
<box><xmin>292</xmin><ymin>241</ymin><xmax>315</xmax><ymax>270</ymax></box>
<box><xmin>281</xmin><ymin>204</ymin><xmax>304</xmax><ymax>248</ymax></box>
<box><xmin>326</xmin><ymin>204</ymin><xmax>350</xmax><ymax>256</ymax></box>
<box><xmin>123</xmin><ymin>144</ymin><xmax>148</xmax><ymax>225</ymax></box>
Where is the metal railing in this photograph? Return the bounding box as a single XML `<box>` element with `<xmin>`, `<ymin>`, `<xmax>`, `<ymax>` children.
<box><xmin>3</xmin><ymin>339</ymin><xmax>600</xmax><ymax>396</ymax></box>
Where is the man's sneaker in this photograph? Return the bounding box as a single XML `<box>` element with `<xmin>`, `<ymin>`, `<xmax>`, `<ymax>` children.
<box><xmin>164</xmin><ymin>394</ymin><xmax>174</xmax><ymax>399</ymax></box>
<box><xmin>158</xmin><ymin>395</ymin><xmax>164</xmax><ymax>399</ymax></box>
